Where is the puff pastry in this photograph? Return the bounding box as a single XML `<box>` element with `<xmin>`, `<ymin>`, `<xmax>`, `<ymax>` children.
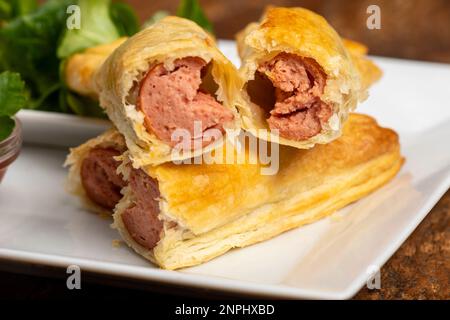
<box><xmin>65</xmin><ymin>129</ymin><xmax>126</xmax><ymax>215</ymax></box>
<box><xmin>92</xmin><ymin>16</ymin><xmax>242</xmax><ymax>167</ymax></box>
<box><xmin>236</xmin><ymin>7</ymin><xmax>369</xmax><ymax>149</ymax></box>
<box><xmin>65</xmin><ymin>38</ymin><xmax>127</xmax><ymax>99</ymax></box>
<box><xmin>341</xmin><ymin>39</ymin><xmax>382</xmax><ymax>93</ymax></box>
<box><xmin>109</xmin><ymin>113</ymin><xmax>403</xmax><ymax>270</ymax></box>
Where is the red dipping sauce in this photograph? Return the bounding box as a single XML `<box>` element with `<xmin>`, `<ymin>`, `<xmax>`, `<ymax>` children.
<box><xmin>0</xmin><ymin>118</ymin><xmax>22</xmax><ymax>184</ymax></box>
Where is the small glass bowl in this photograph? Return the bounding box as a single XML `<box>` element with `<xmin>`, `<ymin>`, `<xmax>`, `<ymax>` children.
<box><xmin>0</xmin><ymin>118</ymin><xmax>22</xmax><ymax>183</ymax></box>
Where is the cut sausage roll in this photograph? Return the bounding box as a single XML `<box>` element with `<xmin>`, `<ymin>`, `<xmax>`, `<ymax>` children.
<box><xmin>65</xmin><ymin>129</ymin><xmax>126</xmax><ymax>215</ymax></box>
<box><xmin>94</xmin><ymin>16</ymin><xmax>242</xmax><ymax>167</ymax></box>
<box><xmin>112</xmin><ymin>114</ymin><xmax>403</xmax><ymax>270</ymax></box>
<box><xmin>65</xmin><ymin>114</ymin><xmax>403</xmax><ymax>269</ymax></box>
<box><xmin>236</xmin><ymin>7</ymin><xmax>367</xmax><ymax>148</ymax></box>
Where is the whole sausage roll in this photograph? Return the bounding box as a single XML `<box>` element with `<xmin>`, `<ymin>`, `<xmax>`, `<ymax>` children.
<box><xmin>94</xmin><ymin>16</ymin><xmax>242</xmax><ymax>167</ymax></box>
<box><xmin>65</xmin><ymin>129</ymin><xmax>126</xmax><ymax>215</ymax></box>
<box><xmin>341</xmin><ymin>39</ymin><xmax>383</xmax><ymax>93</ymax></box>
<box><xmin>65</xmin><ymin>38</ymin><xmax>127</xmax><ymax>99</ymax></box>
<box><xmin>112</xmin><ymin>114</ymin><xmax>403</xmax><ymax>270</ymax></box>
<box><xmin>236</xmin><ymin>7</ymin><xmax>366</xmax><ymax>148</ymax></box>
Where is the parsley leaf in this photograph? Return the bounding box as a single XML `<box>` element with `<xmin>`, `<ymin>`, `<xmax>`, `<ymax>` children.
<box><xmin>110</xmin><ymin>1</ymin><xmax>139</xmax><ymax>37</ymax></box>
<box><xmin>0</xmin><ymin>71</ymin><xmax>27</xmax><ymax>117</ymax></box>
<box><xmin>0</xmin><ymin>71</ymin><xmax>28</xmax><ymax>140</ymax></box>
<box><xmin>176</xmin><ymin>0</ymin><xmax>213</xmax><ymax>34</ymax></box>
<box><xmin>0</xmin><ymin>115</ymin><xmax>14</xmax><ymax>140</ymax></box>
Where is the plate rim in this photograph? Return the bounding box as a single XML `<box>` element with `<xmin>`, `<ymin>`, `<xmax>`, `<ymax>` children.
<box><xmin>1</xmin><ymin>172</ymin><xmax>448</xmax><ymax>300</ymax></box>
<box><xmin>3</xmin><ymin>41</ymin><xmax>450</xmax><ymax>299</ymax></box>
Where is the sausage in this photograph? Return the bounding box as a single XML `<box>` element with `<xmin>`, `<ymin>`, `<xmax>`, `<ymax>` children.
<box><xmin>137</xmin><ymin>57</ymin><xmax>234</xmax><ymax>148</ymax></box>
<box><xmin>80</xmin><ymin>148</ymin><xmax>125</xmax><ymax>210</ymax></box>
<box><xmin>121</xmin><ymin>169</ymin><xmax>163</xmax><ymax>250</ymax></box>
<box><xmin>258</xmin><ymin>53</ymin><xmax>332</xmax><ymax>140</ymax></box>
<box><xmin>81</xmin><ymin>148</ymin><xmax>163</xmax><ymax>248</ymax></box>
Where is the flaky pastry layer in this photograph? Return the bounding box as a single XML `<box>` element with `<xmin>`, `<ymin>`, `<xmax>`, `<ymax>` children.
<box><xmin>236</xmin><ymin>7</ymin><xmax>365</xmax><ymax>148</ymax></box>
<box><xmin>113</xmin><ymin>114</ymin><xmax>403</xmax><ymax>270</ymax></box>
<box><xmin>95</xmin><ymin>16</ymin><xmax>242</xmax><ymax>167</ymax></box>
<box><xmin>64</xmin><ymin>129</ymin><xmax>126</xmax><ymax>215</ymax></box>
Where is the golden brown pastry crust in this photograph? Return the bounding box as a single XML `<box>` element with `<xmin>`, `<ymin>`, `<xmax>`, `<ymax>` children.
<box><xmin>64</xmin><ymin>128</ymin><xmax>126</xmax><ymax>215</ymax></box>
<box><xmin>237</xmin><ymin>7</ymin><xmax>363</xmax><ymax>149</ymax></box>
<box><xmin>65</xmin><ymin>38</ymin><xmax>127</xmax><ymax>98</ymax></box>
<box><xmin>95</xmin><ymin>16</ymin><xmax>242</xmax><ymax>167</ymax></box>
<box><xmin>342</xmin><ymin>39</ymin><xmax>382</xmax><ymax>93</ymax></box>
<box><xmin>113</xmin><ymin>113</ymin><xmax>404</xmax><ymax>270</ymax></box>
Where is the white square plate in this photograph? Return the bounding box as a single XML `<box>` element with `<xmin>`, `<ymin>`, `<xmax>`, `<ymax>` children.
<box><xmin>0</xmin><ymin>41</ymin><xmax>449</xmax><ymax>299</ymax></box>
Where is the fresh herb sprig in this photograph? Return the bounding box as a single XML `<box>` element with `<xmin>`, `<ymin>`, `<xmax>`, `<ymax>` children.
<box><xmin>0</xmin><ymin>71</ymin><xmax>27</xmax><ymax>140</ymax></box>
<box><xmin>0</xmin><ymin>0</ymin><xmax>138</xmax><ymax>118</ymax></box>
<box><xmin>144</xmin><ymin>0</ymin><xmax>214</xmax><ymax>34</ymax></box>
<box><xmin>177</xmin><ymin>0</ymin><xmax>213</xmax><ymax>33</ymax></box>
<box><xmin>0</xmin><ymin>0</ymin><xmax>213</xmax><ymax>123</ymax></box>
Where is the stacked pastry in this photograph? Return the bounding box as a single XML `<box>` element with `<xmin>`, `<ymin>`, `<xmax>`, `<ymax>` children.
<box><xmin>65</xmin><ymin>7</ymin><xmax>402</xmax><ymax>270</ymax></box>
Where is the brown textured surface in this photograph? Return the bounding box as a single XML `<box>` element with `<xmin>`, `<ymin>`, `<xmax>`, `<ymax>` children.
<box><xmin>127</xmin><ymin>0</ymin><xmax>450</xmax><ymax>63</ymax></box>
<box><xmin>355</xmin><ymin>190</ymin><xmax>450</xmax><ymax>300</ymax></box>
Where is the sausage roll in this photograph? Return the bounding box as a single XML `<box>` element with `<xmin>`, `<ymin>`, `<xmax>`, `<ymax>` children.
<box><xmin>236</xmin><ymin>7</ymin><xmax>366</xmax><ymax>149</ymax></box>
<box><xmin>341</xmin><ymin>39</ymin><xmax>382</xmax><ymax>93</ymax></box>
<box><xmin>93</xmin><ymin>16</ymin><xmax>242</xmax><ymax>167</ymax></box>
<box><xmin>65</xmin><ymin>38</ymin><xmax>127</xmax><ymax>99</ymax></box>
<box><xmin>65</xmin><ymin>129</ymin><xmax>126</xmax><ymax>215</ymax></box>
<box><xmin>112</xmin><ymin>114</ymin><xmax>403</xmax><ymax>270</ymax></box>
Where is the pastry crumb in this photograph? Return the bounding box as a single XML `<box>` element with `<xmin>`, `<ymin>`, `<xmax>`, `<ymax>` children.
<box><xmin>112</xmin><ymin>239</ymin><xmax>123</xmax><ymax>248</ymax></box>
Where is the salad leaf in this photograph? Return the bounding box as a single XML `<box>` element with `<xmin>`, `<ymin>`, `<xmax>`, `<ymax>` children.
<box><xmin>10</xmin><ymin>0</ymin><xmax>37</xmax><ymax>17</ymax></box>
<box><xmin>57</xmin><ymin>0</ymin><xmax>120</xmax><ymax>59</ymax></box>
<box><xmin>0</xmin><ymin>1</ymin><xmax>12</xmax><ymax>20</ymax></box>
<box><xmin>0</xmin><ymin>71</ymin><xmax>28</xmax><ymax>140</ymax></box>
<box><xmin>0</xmin><ymin>116</ymin><xmax>14</xmax><ymax>140</ymax></box>
<box><xmin>58</xmin><ymin>0</ymin><xmax>134</xmax><ymax>117</ymax></box>
<box><xmin>176</xmin><ymin>0</ymin><xmax>213</xmax><ymax>33</ymax></box>
<box><xmin>0</xmin><ymin>0</ymin><xmax>71</xmax><ymax>108</ymax></box>
<box><xmin>0</xmin><ymin>0</ymin><xmax>142</xmax><ymax>118</ymax></box>
<box><xmin>0</xmin><ymin>71</ymin><xmax>27</xmax><ymax>117</ymax></box>
<box><xmin>110</xmin><ymin>1</ymin><xmax>139</xmax><ymax>36</ymax></box>
<box><xmin>0</xmin><ymin>0</ymin><xmax>37</xmax><ymax>21</ymax></box>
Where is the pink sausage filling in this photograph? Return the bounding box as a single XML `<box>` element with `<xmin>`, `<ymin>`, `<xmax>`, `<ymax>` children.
<box><xmin>121</xmin><ymin>169</ymin><xmax>163</xmax><ymax>250</ymax></box>
<box><xmin>137</xmin><ymin>57</ymin><xmax>234</xmax><ymax>148</ymax></box>
<box><xmin>254</xmin><ymin>53</ymin><xmax>333</xmax><ymax>141</ymax></box>
<box><xmin>81</xmin><ymin>148</ymin><xmax>163</xmax><ymax>249</ymax></box>
<box><xmin>80</xmin><ymin>148</ymin><xmax>125</xmax><ymax>210</ymax></box>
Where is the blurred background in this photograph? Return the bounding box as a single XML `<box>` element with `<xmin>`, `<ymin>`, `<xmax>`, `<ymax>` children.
<box><xmin>125</xmin><ymin>0</ymin><xmax>450</xmax><ymax>63</ymax></box>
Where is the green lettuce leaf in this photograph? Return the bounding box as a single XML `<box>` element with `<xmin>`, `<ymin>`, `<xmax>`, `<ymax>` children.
<box><xmin>0</xmin><ymin>0</ymin><xmax>71</xmax><ymax>109</ymax></box>
<box><xmin>57</xmin><ymin>0</ymin><xmax>120</xmax><ymax>59</ymax></box>
<box><xmin>110</xmin><ymin>1</ymin><xmax>139</xmax><ymax>36</ymax></box>
<box><xmin>176</xmin><ymin>0</ymin><xmax>213</xmax><ymax>33</ymax></box>
<box><xmin>0</xmin><ymin>71</ymin><xmax>27</xmax><ymax>116</ymax></box>
<box><xmin>0</xmin><ymin>0</ymin><xmax>37</xmax><ymax>21</ymax></box>
<box><xmin>0</xmin><ymin>1</ymin><xmax>12</xmax><ymax>20</ymax></box>
<box><xmin>10</xmin><ymin>0</ymin><xmax>37</xmax><ymax>17</ymax></box>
